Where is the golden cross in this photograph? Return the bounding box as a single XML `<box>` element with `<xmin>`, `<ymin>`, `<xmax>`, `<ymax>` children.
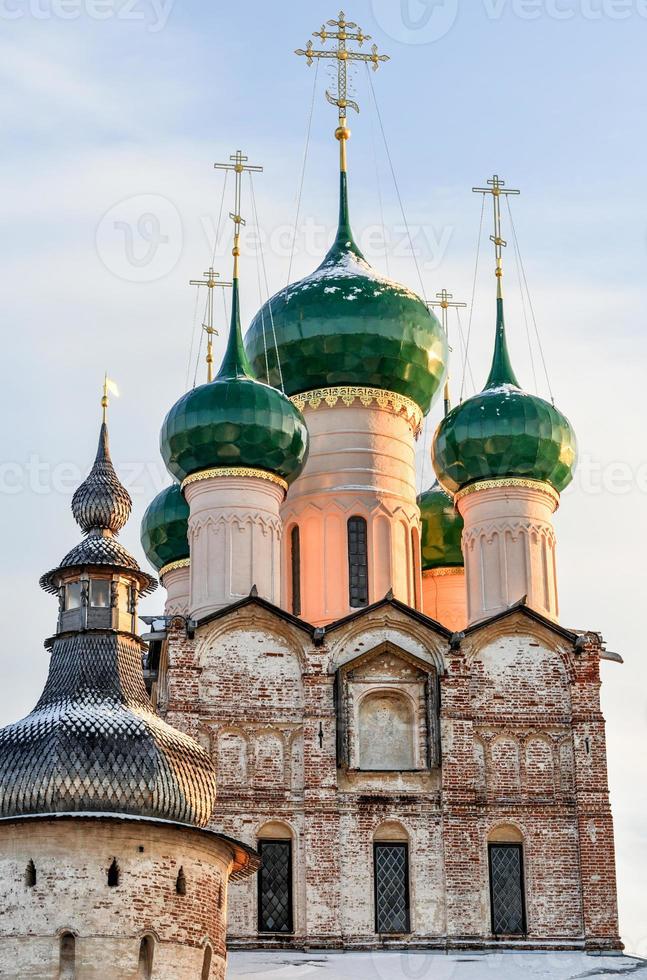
<box><xmin>428</xmin><ymin>290</ymin><xmax>467</xmax><ymax>415</ymax></box>
<box><xmin>189</xmin><ymin>267</ymin><xmax>233</xmax><ymax>382</ymax></box>
<box><xmin>214</xmin><ymin>150</ymin><xmax>263</xmax><ymax>277</ymax></box>
<box><xmin>472</xmin><ymin>175</ymin><xmax>520</xmax><ymax>297</ymax></box>
<box><xmin>296</xmin><ymin>11</ymin><xmax>389</xmax><ymax>170</ymax></box>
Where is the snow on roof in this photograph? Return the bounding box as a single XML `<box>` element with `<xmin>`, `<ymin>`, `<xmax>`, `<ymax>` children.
<box><xmin>228</xmin><ymin>951</ymin><xmax>645</xmax><ymax>980</ymax></box>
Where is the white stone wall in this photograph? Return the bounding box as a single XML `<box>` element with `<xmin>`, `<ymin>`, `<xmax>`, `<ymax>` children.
<box><xmin>0</xmin><ymin>817</ymin><xmax>233</xmax><ymax>980</ymax></box>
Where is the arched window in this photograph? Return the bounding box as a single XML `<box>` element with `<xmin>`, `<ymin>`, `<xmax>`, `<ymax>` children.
<box><xmin>488</xmin><ymin>826</ymin><xmax>527</xmax><ymax>936</ymax></box>
<box><xmin>201</xmin><ymin>946</ymin><xmax>213</xmax><ymax>980</ymax></box>
<box><xmin>176</xmin><ymin>867</ymin><xmax>187</xmax><ymax>896</ymax></box>
<box><xmin>290</xmin><ymin>525</ymin><xmax>301</xmax><ymax>616</ymax></box>
<box><xmin>60</xmin><ymin>932</ymin><xmax>75</xmax><ymax>979</ymax></box>
<box><xmin>410</xmin><ymin>527</ymin><xmax>421</xmax><ymax>609</ymax></box>
<box><xmin>25</xmin><ymin>859</ymin><xmax>36</xmax><ymax>888</ymax></box>
<box><xmin>107</xmin><ymin>857</ymin><xmax>120</xmax><ymax>887</ymax></box>
<box><xmin>138</xmin><ymin>935</ymin><xmax>154</xmax><ymax>978</ymax></box>
<box><xmin>257</xmin><ymin>823</ymin><xmax>294</xmax><ymax>935</ymax></box>
<box><xmin>373</xmin><ymin>826</ymin><xmax>410</xmax><ymax>935</ymax></box>
<box><xmin>359</xmin><ymin>691</ymin><xmax>415</xmax><ymax>771</ymax></box>
<box><xmin>347</xmin><ymin>516</ymin><xmax>368</xmax><ymax>608</ymax></box>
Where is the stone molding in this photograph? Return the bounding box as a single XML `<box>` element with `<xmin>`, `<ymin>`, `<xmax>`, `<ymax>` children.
<box><xmin>290</xmin><ymin>385</ymin><xmax>423</xmax><ymax>435</ymax></box>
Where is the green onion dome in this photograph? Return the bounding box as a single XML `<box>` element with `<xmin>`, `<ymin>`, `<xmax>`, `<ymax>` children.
<box><xmin>244</xmin><ymin>173</ymin><xmax>448</xmax><ymax>415</ymax></box>
<box><xmin>160</xmin><ymin>280</ymin><xmax>309</xmax><ymax>486</ymax></box>
<box><xmin>432</xmin><ymin>298</ymin><xmax>578</xmax><ymax>496</ymax></box>
<box><xmin>418</xmin><ymin>481</ymin><xmax>464</xmax><ymax>571</ymax></box>
<box><xmin>140</xmin><ymin>484</ymin><xmax>189</xmax><ymax>573</ymax></box>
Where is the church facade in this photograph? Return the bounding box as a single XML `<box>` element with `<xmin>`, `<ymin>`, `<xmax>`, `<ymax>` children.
<box><xmin>138</xmin><ymin>16</ymin><xmax>623</xmax><ymax>950</ymax></box>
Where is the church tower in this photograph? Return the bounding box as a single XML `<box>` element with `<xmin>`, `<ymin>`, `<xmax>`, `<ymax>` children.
<box><xmin>245</xmin><ymin>15</ymin><xmax>448</xmax><ymax>625</ymax></box>
<box><xmin>433</xmin><ymin>177</ymin><xmax>578</xmax><ymax>624</ymax></box>
<box><xmin>159</xmin><ymin>153</ymin><xmax>309</xmax><ymax>620</ymax></box>
<box><xmin>0</xmin><ymin>390</ymin><xmax>257</xmax><ymax>979</ymax></box>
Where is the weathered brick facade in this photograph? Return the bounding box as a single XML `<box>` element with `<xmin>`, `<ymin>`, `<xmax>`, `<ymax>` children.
<box><xmin>155</xmin><ymin>597</ymin><xmax>622</xmax><ymax>952</ymax></box>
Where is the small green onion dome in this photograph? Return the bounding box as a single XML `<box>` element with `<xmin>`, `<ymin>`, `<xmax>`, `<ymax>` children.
<box><xmin>244</xmin><ymin>173</ymin><xmax>448</xmax><ymax>416</ymax></box>
<box><xmin>432</xmin><ymin>298</ymin><xmax>577</xmax><ymax>496</ymax></box>
<box><xmin>418</xmin><ymin>481</ymin><xmax>464</xmax><ymax>571</ymax></box>
<box><xmin>160</xmin><ymin>279</ymin><xmax>309</xmax><ymax>486</ymax></box>
<box><xmin>140</xmin><ymin>483</ymin><xmax>189</xmax><ymax>573</ymax></box>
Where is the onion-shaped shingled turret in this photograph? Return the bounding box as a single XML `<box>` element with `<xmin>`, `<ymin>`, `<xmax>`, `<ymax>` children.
<box><xmin>0</xmin><ymin>418</ymin><xmax>217</xmax><ymax>827</ymax></box>
<box><xmin>244</xmin><ymin>172</ymin><xmax>448</xmax><ymax>416</ymax></box>
<box><xmin>71</xmin><ymin>422</ymin><xmax>132</xmax><ymax>534</ymax></box>
<box><xmin>432</xmin><ymin>298</ymin><xmax>577</xmax><ymax>496</ymax></box>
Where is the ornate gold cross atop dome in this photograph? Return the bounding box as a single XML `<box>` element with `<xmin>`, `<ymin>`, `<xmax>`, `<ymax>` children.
<box><xmin>428</xmin><ymin>291</ymin><xmax>467</xmax><ymax>415</ymax></box>
<box><xmin>473</xmin><ymin>175</ymin><xmax>520</xmax><ymax>297</ymax></box>
<box><xmin>214</xmin><ymin>150</ymin><xmax>263</xmax><ymax>277</ymax></box>
<box><xmin>296</xmin><ymin>11</ymin><xmax>389</xmax><ymax>171</ymax></box>
<box><xmin>189</xmin><ymin>266</ymin><xmax>233</xmax><ymax>382</ymax></box>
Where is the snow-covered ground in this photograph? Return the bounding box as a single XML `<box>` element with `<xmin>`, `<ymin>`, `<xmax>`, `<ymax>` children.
<box><xmin>228</xmin><ymin>950</ymin><xmax>647</xmax><ymax>980</ymax></box>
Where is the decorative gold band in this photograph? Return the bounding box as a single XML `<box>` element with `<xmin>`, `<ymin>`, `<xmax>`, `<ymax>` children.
<box><xmin>290</xmin><ymin>386</ymin><xmax>423</xmax><ymax>434</ymax></box>
<box><xmin>181</xmin><ymin>467</ymin><xmax>288</xmax><ymax>493</ymax></box>
<box><xmin>454</xmin><ymin>477</ymin><xmax>560</xmax><ymax>507</ymax></box>
<box><xmin>159</xmin><ymin>558</ymin><xmax>191</xmax><ymax>579</ymax></box>
<box><xmin>423</xmin><ymin>566</ymin><xmax>465</xmax><ymax>578</ymax></box>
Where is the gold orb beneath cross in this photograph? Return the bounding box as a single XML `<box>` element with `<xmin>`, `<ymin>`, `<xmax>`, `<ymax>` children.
<box><xmin>335</xmin><ymin>125</ymin><xmax>351</xmax><ymax>141</ymax></box>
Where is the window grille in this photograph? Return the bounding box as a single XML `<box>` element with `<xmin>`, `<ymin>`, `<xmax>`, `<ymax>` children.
<box><xmin>258</xmin><ymin>840</ymin><xmax>293</xmax><ymax>933</ymax></box>
<box><xmin>489</xmin><ymin>843</ymin><xmax>526</xmax><ymax>935</ymax></box>
<box><xmin>374</xmin><ymin>843</ymin><xmax>410</xmax><ymax>934</ymax></box>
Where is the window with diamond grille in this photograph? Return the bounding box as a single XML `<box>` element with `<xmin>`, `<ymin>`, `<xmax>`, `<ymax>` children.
<box><xmin>348</xmin><ymin>516</ymin><xmax>369</xmax><ymax>607</ymax></box>
<box><xmin>258</xmin><ymin>840</ymin><xmax>293</xmax><ymax>934</ymax></box>
<box><xmin>489</xmin><ymin>843</ymin><xmax>526</xmax><ymax>935</ymax></box>
<box><xmin>374</xmin><ymin>843</ymin><xmax>410</xmax><ymax>934</ymax></box>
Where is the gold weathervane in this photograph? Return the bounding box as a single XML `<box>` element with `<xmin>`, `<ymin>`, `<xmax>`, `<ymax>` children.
<box><xmin>189</xmin><ymin>266</ymin><xmax>232</xmax><ymax>383</ymax></box>
<box><xmin>472</xmin><ymin>175</ymin><xmax>520</xmax><ymax>298</ymax></box>
<box><xmin>214</xmin><ymin>150</ymin><xmax>263</xmax><ymax>279</ymax></box>
<box><xmin>428</xmin><ymin>290</ymin><xmax>467</xmax><ymax>415</ymax></box>
<box><xmin>296</xmin><ymin>11</ymin><xmax>389</xmax><ymax>172</ymax></box>
<box><xmin>101</xmin><ymin>373</ymin><xmax>119</xmax><ymax>423</ymax></box>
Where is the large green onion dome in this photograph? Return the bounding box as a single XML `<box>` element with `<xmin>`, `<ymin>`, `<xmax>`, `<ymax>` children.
<box><xmin>418</xmin><ymin>481</ymin><xmax>464</xmax><ymax>571</ymax></box>
<box><xmin>140</xmin><ymin>483</ymin><xmax>189</xmax><ymax>573</ymax></box>
<box><xmin>244</xmin><ymin>173</ymin><xmax>448</xmax><ymax>415</ymax></box>
<box><xmin>160</xmin><ymin>279</ymin><xmax>309</xmax><ymax>486</ymax></box>
<box><xmin>432</xmin><ymin>298</ymin><xmax>577</xmax><ymax>496</ymax></box>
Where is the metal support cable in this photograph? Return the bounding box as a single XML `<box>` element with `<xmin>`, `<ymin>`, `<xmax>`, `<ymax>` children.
<box><xmin>287</xmin><ymin>59</ymin><xmax>320</xmax><ymax>288</ymax></box>
<box><xmin>249</xmin><ymin>172</ymin><xmax>285</xmax><ymax>391</ymax></box>
<box><xmin>506</xmin><ymin>197</ymin><xmax>554</xmax><ymax>403</ymax></box>
<box><xmin>460</xmin><ymin>193</ymin><xmax>486</xmax><ymax>402</ymax></box>
<box><xmin>366</xmin><ymin>65</ymin><xmax>427</xmax><ymax>302</ymax></box>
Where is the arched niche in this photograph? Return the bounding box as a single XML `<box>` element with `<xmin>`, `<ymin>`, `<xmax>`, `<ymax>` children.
<box><xmin>358</xmin><ymin>689</ymin><xmax>415</xmax><ymax>771</ymax></box>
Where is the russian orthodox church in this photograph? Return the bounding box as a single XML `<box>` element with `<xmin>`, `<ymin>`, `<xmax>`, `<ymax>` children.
<box><xmin>0</xmin><ymin>11</ymin><xmax>623</xmax><ymax>977</ymax></box>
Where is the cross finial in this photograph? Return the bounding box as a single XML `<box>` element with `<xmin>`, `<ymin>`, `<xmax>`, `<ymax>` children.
<box><xmin>296</xmin><ymin>11</ymin><xmax>389</xmax><ymax>173</ymax></box>
<box><xmin>472</xmin><ymin>175</ymin><xmax>520</xmax><ymax>298</ymax></box>
<box><xmin>214</xmin><ymin>150</ymin><xmax>263</xmax><ymax>278</ymax></box>
<box><xmin>428</xmin><ymin>290</ymin><xmax>467</xmax><ymax>415</ymax></box>
<box><xmin>189</xmin><ymin>267</ymin><xmax>233</xmax><ymax>382</ymax></box>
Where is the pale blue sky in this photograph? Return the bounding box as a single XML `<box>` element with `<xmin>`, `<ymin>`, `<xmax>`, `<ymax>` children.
<box><xmin>1</xmin><ymin>0</ymin><xmax>645</xmax><ymax>957</ymax></box>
